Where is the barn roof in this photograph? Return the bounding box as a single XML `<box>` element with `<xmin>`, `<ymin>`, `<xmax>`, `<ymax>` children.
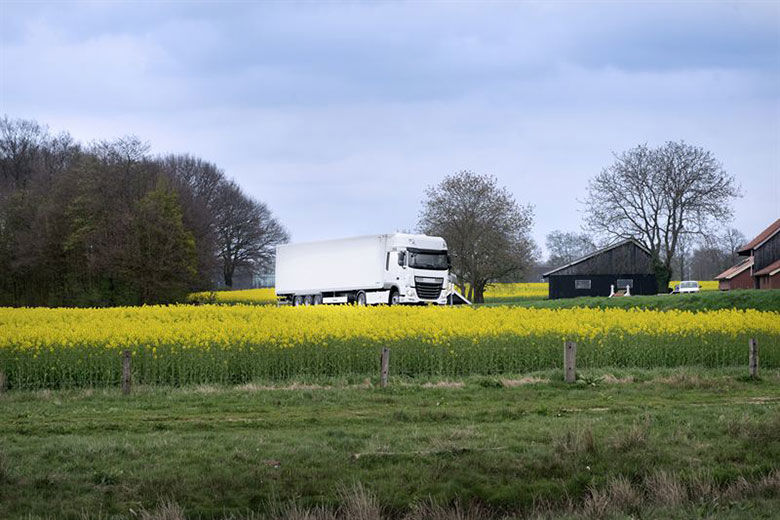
<box><xmin>714</xmin><ymin>256</ymin><xmax>753</xmax><ymax>280</ymax></box>
<box><xmin>542</xmin><ymin>239</ymin><xmax>651</xmax><ymax>278</ymax></box>
<box><xmin>753</xmin><ymin>258</ymin><xmax>780</xmax><ymax>277</ymax></box>
<box><xmin>738</xmin><ymin>218</ymin><xmax>780</xmax><ymax>255</ymax></box>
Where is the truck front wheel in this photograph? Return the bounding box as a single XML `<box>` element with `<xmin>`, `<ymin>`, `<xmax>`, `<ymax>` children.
<box><xmin>355</xmin><ymin>291</ymin><xmax>367</xmax><ymax>306</ymax></box>
<box><xmin>389</xmin><ymin>289</ymin><xmax>400</xmax><ymax>305</ymax></box>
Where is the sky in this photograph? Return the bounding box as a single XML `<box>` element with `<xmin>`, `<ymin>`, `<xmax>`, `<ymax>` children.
<box><xmin>2</xmin><ymin>1</ymin><xmax>778</xmax><ymax>255</ymax></box>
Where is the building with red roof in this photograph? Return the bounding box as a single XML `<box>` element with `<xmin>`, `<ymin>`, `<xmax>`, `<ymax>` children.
<box><xmin>716</xmin><ymin>218</ymin><xmax>780</xmax><ymax>290</ymax></box>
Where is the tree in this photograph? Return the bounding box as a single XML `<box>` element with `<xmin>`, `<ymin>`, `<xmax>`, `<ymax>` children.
<box><xmin>214</xmin><ymin>181</ymin><xmax>289</xmax><ymax>287</ymax></box>
<box><xmin>545</xmin><ymin>230</ymin><xmax>596</xmax><ymax>267</ymax></box>
<box><xmin>688</xmin><ymin>227</ymin><xmax>747</xmax><ymax>280</ymax></box>
<box><xmin>583</xmin><ymin>142</ymin><xmax>740</xmax><ymax>291</ymax></box>
<box><xmin>158</xmin><ymin>154</ymin><xmax>226</xmax><ymax>289</ymax></box>
<box><xmin>418</xmin><ymin>171</ymin><xmax>536</xmax><ymax>303</ymax></box>
<box><xmin>121</xmin><ymin>182</ymin><xmax>197</xmax><ymax>304</ymax></box>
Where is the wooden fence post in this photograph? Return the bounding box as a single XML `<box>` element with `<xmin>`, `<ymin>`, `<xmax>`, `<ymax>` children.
<box><xmin>749</xmin><ymin>338</ymin><xmax>758</xmax><ymax>378</ymax></box>
<box><xmin>380</xmin><ymin>347</ymin><xmax>390</xmax><ymax>388</ymax></box>
<box><xmin>122</xmin><ymin>350</ymin><xmax>132</xmax><ymax>395</ymax></box>
<box><xmin>564</xmin><ymin>341</ymin><xmax>577</xmax><ymax>383</ymax></box>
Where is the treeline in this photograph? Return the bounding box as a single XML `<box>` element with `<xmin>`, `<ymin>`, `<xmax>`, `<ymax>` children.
<box><xmin>0</xmin><ymin>116</ymin><xmax>288</xmax><ymax>307</ymax></box>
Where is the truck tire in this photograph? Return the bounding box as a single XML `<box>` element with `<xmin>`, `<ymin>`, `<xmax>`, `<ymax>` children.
<box><xmin>293</xmin><ymin>295</ymin><xmax>303</xmax><ymax>306</ymax></box>
<box><xmin>389</xmin><ymin>288</ymin><xmax>400</xmax><ymax>306</ymax></box>
<box><xmin>356</xmin><ymin>291</ymin><xmax>367</xmax><ymax>306</ymax></box>
<box><xmin>304</xmin><ymin>295</ymin><xmax>313</xmax><ymax>306</ymax></box>
<box><xmin>313</xmin><ymin>294</ymin><xmax>323</xmax><ymax>305</ymax></box>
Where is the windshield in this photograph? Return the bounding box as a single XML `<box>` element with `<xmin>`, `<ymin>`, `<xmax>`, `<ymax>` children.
<box><xmin>408</xmin><ymin>250</ymin><xmax>448</xmax><ymax>270</ymax></box>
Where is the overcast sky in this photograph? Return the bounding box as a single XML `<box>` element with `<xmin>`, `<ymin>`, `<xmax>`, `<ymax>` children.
<box><xmin>2</xmin><ymin>1</ymin><xmax>778</xmax><ymax>253</ymax></box>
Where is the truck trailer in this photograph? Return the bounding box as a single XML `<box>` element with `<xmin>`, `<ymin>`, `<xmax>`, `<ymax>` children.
<box><xmin>275</xmin><ymin>233</ymin><xmax>454</xmax><ymax>305</ymax></box>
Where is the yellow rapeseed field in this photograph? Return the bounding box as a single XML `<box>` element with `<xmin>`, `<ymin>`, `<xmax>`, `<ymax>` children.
<box><xmin>669</xmin><ymin>280</ymin><xmax>718</xmax><ymax>291</ymax></box>
<box><xmin>1</xmin><ymin>305</ymin><xmax>777</xmax><ymax>389</ymax></box>
<box><xmin>188</xmin><ymin>288</ymin><xmax>277</xmax><ymax>305</ymax></box>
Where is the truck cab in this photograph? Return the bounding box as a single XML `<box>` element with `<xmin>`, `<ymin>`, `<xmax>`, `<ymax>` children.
<box><xmin>385</xmin><ymin>234</ymin><xmax>450</xmax><ymax>305</ymax></box>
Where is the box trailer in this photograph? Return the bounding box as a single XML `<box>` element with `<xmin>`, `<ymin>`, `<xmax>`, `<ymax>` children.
<box><xmin>275</xmin><ymin>233</ymin><xmax>456</xmax><ymax>305</ymax></box>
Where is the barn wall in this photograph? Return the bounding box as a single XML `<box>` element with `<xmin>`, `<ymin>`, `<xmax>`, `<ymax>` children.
<box><xmin>725</xmin><ymin>269</ymin><xmax>755</xmax><ymax>290</ymax></box>
<box><xmin>548</xmin><ymin>274</ymin><xmax>657</xmax><ymax>299</ymax></box>
<box><xmin>754</xmin><ymin>232</ymin><xmax>779</xmax><ymax>273</ymax></box>
<box><xmin>758</xmin><ymin>274</ymin><xmax>780</xmax><ymax>290</ymax></box>
<box><xmin>553</xmin><ymin>242</ymin><xmax>653</xmax><ymax>276</ymax></box>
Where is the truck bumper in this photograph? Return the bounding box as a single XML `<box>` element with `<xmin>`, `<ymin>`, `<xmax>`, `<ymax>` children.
<box><xmin>399</xmin><ymin>293</ymin><xmax>449</xmax><ymax>305</ymax></box>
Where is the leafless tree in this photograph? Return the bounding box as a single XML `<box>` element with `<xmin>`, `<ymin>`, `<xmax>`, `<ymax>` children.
<box><xmin>583</xmin><ymin>142</ymin><xmax>740</xmax><ymax>290</ymax></box>
<box><xmin>545</xmin><ymin>230</ymin><xmax>597</xmax><ymax>267</ymax></box>
<box><xmin>418</xmin><ymin>171</ymin><xmax>536</xmax><ymax>303</ymax></box>
<box><xmin>214</xmin><ymin>181</ymin><xmax>289</xmax><ymax>287</ymax></box>
<box><xmin>0</xmin><ymin>116</ymin><xmax>47</xmax><ymax>190</ymax></box>
<box><xmin>687</xmin><ymin>227</ymin><xmax>747</xmax><ymax>280</ymax></box>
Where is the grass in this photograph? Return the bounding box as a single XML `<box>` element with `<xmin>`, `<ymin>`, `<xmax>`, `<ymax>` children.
<box><xmin>482</xmin><ymin>289</ymin><xmax>780</xmax><ymax>312</ymax></box>
<box><xmin>1</xmin><ymin>367</ymin><xmax>778</xmax><ymax>519</ymax></box>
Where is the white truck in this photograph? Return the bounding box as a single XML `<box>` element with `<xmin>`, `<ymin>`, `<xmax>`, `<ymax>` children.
<box><xmin>275</xmin><ymin>233</ymin><xmax>456</xmax><ymax>305</ymax></box>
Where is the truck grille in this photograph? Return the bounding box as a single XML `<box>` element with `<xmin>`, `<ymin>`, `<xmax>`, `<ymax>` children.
<box><xmin>415</xmin><ymin>277</ymin><xmax>443</xmax><ymax>300</ymax></box>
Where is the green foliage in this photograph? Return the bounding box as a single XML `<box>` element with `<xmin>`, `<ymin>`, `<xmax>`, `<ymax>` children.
<box><xmin>122</xmin><ymin>183</ymin><xmax>197</xmax><ymax>304</ymax></box>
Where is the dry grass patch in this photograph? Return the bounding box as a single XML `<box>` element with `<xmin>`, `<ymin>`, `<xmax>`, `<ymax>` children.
<box><xmin>555</xmin><ymin>426</ymin><xmax>598</xmax><ymax>456</ymax></box>
<box><xmin>234</xmin><ymin>382</ymin><xmax>332</xmax><ymax>392</ymax></box>
<box><xmin>600</xmin><ymin>374</ymin><xmax>634</xmax><ymax>384</ymax></box>
<box><xmin>421</xmin><ymin>381</ymin><xmax>465</xmax><ymax>389</ymax></box>
<box><xmin>501</xmin><ymin>377</ymin><xmax>549</xmax><ymax>387</ymax></box>
<box><xmin>611</xmin><ymin>417</ymin><xmax>650</xmax><ymax>452</ymax></box>
<box><xmin>644</xmin><ymin>469</ymin><xmax>687</xmax><ymax>507</ymax></box>
<box><xmin>139</xmin><ymin>499</ymin><xmax>186</xmax><ymax>520</ymax></box>
<box><xmin>652</xmin><ymin>373</ymin><xmax>726</xmax><ymax>389</ymax></box>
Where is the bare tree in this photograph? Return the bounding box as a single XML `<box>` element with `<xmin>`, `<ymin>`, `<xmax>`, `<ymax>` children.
<box><xmin>418</xmin><ymin>171</ymin><xmax>536</xmax><ymax>303</ymax></box>
<box><xmin>545</xmin><ymin>230</ymin><xmax>596</xmax><ymax>267</ymax></box>
<box><xmin>214</xmin><ymin>181</ymin><xmax>289</xmax><ymax>287</ymax></box>
<box><xmin>583</xmin><ymin>142</ymin><xmax>740</xmax><ymax>291</ymax></box>
<box><xmin>688</xmin><ymin>227</ymin><xmax>747</xmax><ymax>280</ymax></box>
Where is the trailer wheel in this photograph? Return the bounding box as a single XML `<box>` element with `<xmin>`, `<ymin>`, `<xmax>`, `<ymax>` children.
<box><xmin>355</xmin><ymin>291</ymin><xmax>367</xmax><ymax>306</ymax></box>
<box><xmin>304</xmin><ymin>295</ymin><xmax>313</xmax><ymax>306</ymax></box>
<box><xmin>389</xmin><ymin>288</ymin><xmax>400</xmax><ymax>305</ymax></box>
<box><xmin>293</xmin><ymin>295</ymin><xmax>303</xmax><ymax>306</ymax></box>
<box><xmin>313</xmin><ymin>294</ymin><xmax>323</xmax><ymax>305</ymax></box>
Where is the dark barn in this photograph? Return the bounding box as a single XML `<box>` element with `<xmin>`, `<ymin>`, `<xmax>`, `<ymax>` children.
<box><xmin>542</xmin><ymin>239</ymin><xmax>657</xmax><ymax>299</ymax></box>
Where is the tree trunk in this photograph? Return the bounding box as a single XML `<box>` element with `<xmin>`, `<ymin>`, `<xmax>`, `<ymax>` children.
<box><xmin>467</xmin><ymin>285</ymin><xmax>473</xmax><ymax>302</ymax></box>
<box><xmin>473</xmin><ymin>282</ymin><xmax>485</xmax><ymax>304</ymax></box>
<box><xmin>653</xmin><ymin>255</ymin><xmax>671</xmax><ymax>293</ymax></box>
<box><xmin>223</xmin><ymin>268</ymin><xmax>233</xmax><ymax>288</ymax></box>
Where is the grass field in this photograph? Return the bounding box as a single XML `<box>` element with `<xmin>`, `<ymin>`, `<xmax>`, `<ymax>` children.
<box><xmin>491</xmin><ymin>289</ymin><xmax>780</xmax><ymax>312</ymax></box>
<box><xmin>2</xmin><ymin>304</ymin><xmax>778</xmax><ymax>389</ymax></box>
<box><xmin>1</xmin><ymin>368</ymin><xmax>778</xmax><ymax>519</ymax></box>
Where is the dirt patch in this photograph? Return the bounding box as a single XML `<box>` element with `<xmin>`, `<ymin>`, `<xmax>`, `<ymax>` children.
<box><xmin>501</xmin><ymin>377</ymin><xmax>549</xmax><ymax>387</ymax></box>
